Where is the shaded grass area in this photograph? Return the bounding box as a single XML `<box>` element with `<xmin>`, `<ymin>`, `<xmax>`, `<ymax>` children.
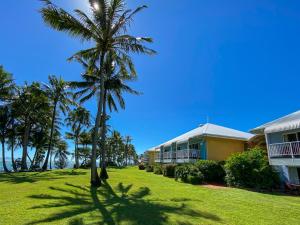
<box><xmin>0</xmin><ymin>167</ymin><xmax>300</xmax><ymax>225</ymax></box>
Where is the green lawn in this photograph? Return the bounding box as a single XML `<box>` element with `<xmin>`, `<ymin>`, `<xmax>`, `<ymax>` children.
<box><xmin>0</xmin><ymin>167</ymin><xmax>299</xmax><ymax>225</ymax></box>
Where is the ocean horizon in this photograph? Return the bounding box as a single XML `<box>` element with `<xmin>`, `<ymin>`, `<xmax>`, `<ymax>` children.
<box><xmin>0</xmin><ymin>158</ymin><xmax>74</xmax><ymax>172</ymax></box>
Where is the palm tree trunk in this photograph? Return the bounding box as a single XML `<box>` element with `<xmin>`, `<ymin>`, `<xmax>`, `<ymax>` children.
<box><xmin>90</xmin><ymin>53</ymin><xmax>106</xmax><ymax>187</ymax></box>
<box><xmin>100</xmin><ymin>91</ymin><xmax>108</xmax><ymax>179</ymax></box>
<box><xmin>42</xmin><ymin>102</ymin><xmax>57</xmax><ymax>170</ymax></box>
<box><xmin>11</xmin><ymin>135</ymin><xmax>17</xmax><ymax>171</ymax></box>
<box><xmin>21</xmin><ymin>122</ymin><xmax>30</xmax><ymax>171</ymax></box>
<box><xmin>75</xmin><ymin>137</ymin><xmax>79</xmax><ymax>169</ymax></box>
<box><xmin>2</xmin><ymin>139</ymin><xmax>9</xmax><ymax>173</ymax></box>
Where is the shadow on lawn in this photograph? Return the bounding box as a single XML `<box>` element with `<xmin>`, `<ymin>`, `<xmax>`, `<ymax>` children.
<box><xmin>0</xmin><ymin>170</ymin><xmax>87</xmax><ymax>184</ymax></box>
<box><xmin>26</xmin><ymin>181</ymin><xmax>221</xmax><ymax>225</ymax></box>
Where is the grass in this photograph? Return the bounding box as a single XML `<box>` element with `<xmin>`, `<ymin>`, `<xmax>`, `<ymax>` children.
<box><xmin>0</xmin><ymin>167</ymin><xmax>300</xmax><ymax>225</ymax></box>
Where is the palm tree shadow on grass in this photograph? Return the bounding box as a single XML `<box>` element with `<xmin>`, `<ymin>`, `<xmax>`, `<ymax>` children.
<box><xmin>26</xmin><ymin>182</ymin><xmax>221</xmax><ymax>225</ymax></box>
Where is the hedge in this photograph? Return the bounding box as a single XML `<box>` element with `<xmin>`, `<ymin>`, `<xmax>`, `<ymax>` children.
<box><xmin>225</xmin><ymin>148</ymin><xmax>280</xmax><ymax>190</ymax></box>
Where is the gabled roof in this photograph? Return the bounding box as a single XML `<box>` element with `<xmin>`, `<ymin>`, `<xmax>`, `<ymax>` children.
<box><xmin>250</xmin><ymin>110</ymin><xmax>300</xmax><ymax>134</ymax></box>
<box><xmin>152</xmin><ymin>123</ymin><xmax>253</xmax><ymax>148</ymax></box>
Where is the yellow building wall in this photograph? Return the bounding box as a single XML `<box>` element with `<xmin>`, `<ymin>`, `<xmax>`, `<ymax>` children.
<box><xmin>206</xmin><ymin>137</ymin><xmax>246</xmax><ymax>161</ymax></box>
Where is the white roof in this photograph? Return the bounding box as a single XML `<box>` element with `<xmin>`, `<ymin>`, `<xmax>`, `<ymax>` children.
<box><xmin>251</xmin><ymin>110</ymin><xmax>300</xmax><ymax>134</ymax></box>
<box><xmin>154</xmin><ymin>123</ymin><xmax>253</xmax><ymax>148</ymax></box>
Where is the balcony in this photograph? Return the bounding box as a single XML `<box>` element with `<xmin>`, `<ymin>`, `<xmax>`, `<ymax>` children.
<box><xmin>154</xmin><ymin>149</ymin><xmax>200</xmax><ymax>163</ymax></box>
<box><xmin>268</xmin><ymin>141</ymin><xmax>300</xmax><ymax>166</ymax></box>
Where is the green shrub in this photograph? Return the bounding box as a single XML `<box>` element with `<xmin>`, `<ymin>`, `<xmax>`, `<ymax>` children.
<box><xmin>163</xmin><ymin>164</ymin><xmax>177</xmax><ymax>177</ymax></box>
<box><xmin>175</xmin><ymin>164</ymin><xmax>204</xmax><ymax>184</ymax></box>
<box><xmin>138</xmin><ymin>164</ymin><xmax>145</xmax><ymax>170</ymax></box>
<box><xmin>194</xmin><ymin>160</ymin><xmax>225</xmax><ymax>183</ymax></box>
<box><xmin>145</xmin><ymin>165</ymin><xmax>154</xmax><ymax>172</ymax></box>
<box><xmin>225</xmin><ymin>148</ymin><xmax>280</xmax><ymax>190</ymax></box>
<box><xmin>175</xmin><ymin>164</ymin><xmax>190</xmax><ymax>182</ymax></box>
<box><xmin>153</xmin><ymin>164</ymin><xmax>163</xmax><ymax>174</ymax></box>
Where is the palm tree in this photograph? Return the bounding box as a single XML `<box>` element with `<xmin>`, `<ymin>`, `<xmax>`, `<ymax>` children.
<box><xmin>14</xmin><ymin>83</ymin><xmax>50</xmax><ymax>170</ymax></box>
<box><xmin>0</xmin><ymin>65</ymin><xmax>15</xmax><ymax>103</ymax></box>
<box><xmin>42</xmin><ymin>75</ymin><xmax>73</xmax><ymax>171</ymax></box>
<box><xmin>0</xmin><ymin>106</ymin><xmax>12</xmax><ymax>172</ymax></box>
<box><xmin>124</xmin><ymin>135</ymin><xmax>132</xmax><ymax>166</ymax></box>
<box><xmin>71</xmin><ymin>53</ymin><xmax>139</xmax><ymax>178</ymax></box>
<box><xmin>65</xmin><ymin>106</ymin><xmax>90</xmax><ymax>168</ymax></box>
<box><xmin>41</xmin><ymin>0</ymin><xmax>155</xmax><ymax>186</ymax></box>
<box><xmin>54</xmin><ymin>139</ymin><xmax>69</xmax><ymax>169</ymax></box>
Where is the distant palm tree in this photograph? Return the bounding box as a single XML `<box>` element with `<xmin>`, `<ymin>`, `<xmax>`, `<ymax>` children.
<box><xmin>41</xmin><ymin>0</ymin><xmax>155</xmax><ymax>186</ymax></box>
<box><xmin>0</xmin><ymin>65</ymin><xmax>15</xmax><ymax>103</ymax></box>
<box><xmin>42</xmin><ymin>75</ymin><xmax>73</xmax><ymax>171</ymax></box>
<box><xmin>54</xmin><ymin>139</ymin><xmax>69</xmax><ymax>169</ymax></box>
<box><xmin>0</xmin><ymin>106</ymin><xmax>12</xmax><ymax>172</ymax></box>
<box><xmin>65</xmin><ymin>106</ymin><xmax>90</xmax><ymax>169</ymax></box>
<box><xmin>124</xmin><ymin>135</ymin><xmax>132</xmax><ymax>166</ymax></box>
<box><xmin>14</xmin><ymin>83</ymin><xmax>50</xmax><ymax>170</ymax></box>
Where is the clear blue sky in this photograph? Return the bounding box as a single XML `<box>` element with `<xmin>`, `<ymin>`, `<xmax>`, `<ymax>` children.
<box><xmin>1</xmin><ymin>0</ymin><xmax>300</xmax><ymax>155</ymax></box>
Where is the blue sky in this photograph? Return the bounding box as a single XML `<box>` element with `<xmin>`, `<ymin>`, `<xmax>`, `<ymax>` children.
<box><xmin>1</xmin><ymin>0</ymin><xmax>300</xmax><ymax>155</ymax></box>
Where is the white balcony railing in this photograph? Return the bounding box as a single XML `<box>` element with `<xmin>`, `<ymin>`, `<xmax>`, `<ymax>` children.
<box><xmin>268</xmin><ymin>141</ymin><xmax>300</xmax><ymax>158</ymax></box>
<box><xmin>154</xmin><ymin>149</ymin><xmax>201</xmax><ymax>162</ymax></box>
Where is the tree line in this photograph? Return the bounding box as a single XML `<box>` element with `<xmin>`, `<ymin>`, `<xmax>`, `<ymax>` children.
<box><xmin>0</xmin><ymin>0</ymin><xmax>155</xmax><ymax>187</ymax></box>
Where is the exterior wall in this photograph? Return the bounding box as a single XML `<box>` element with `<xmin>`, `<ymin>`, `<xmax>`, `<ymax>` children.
<box><xmin>206</xmin><ymin>137</ymin><xmax>246</xmax><ymax>161</ymax></box>
<box><xmin>267</xmin><ymin>128</ymin><xmax>300</xmax><ymax>144</ymax></box>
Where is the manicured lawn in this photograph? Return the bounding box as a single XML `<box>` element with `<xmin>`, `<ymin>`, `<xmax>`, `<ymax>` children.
<box><xmin>0</xmin><ymin>167</ymin><xmax>300</xmax><ymax>225</ymax></box>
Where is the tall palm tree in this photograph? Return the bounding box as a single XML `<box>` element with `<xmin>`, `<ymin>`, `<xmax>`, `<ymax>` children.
<box><xmin>65</xmin><ymin>106</ymin><xmax>90</xmax><ymax>169</ymax></box>
<box><xmin>42</xmin><ymin>75</ymin><xmax>73</xmax><ymax>170</ymax></box>
<box><xmin>71</xmin><ymin>53</ymin><xmax>139</xmax><ymax>178</ymax></box>
<box><xmin>41</xmin><ymin>0</ymin><xmax>155</xmax><ymax>186</ymax></box>
<box><xmin>0</xmin><ymin>65</ymin><xmax>15</xmax><ymax>103</ymax></box>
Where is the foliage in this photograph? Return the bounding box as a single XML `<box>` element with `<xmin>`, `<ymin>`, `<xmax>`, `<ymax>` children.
<box><xmin>194</xmin><ymin>160</ymin><xmax>225</xmax><ymax>183</ymax></box>
<box><xmin>145</xmin><ymin>165</ymin><xmax>154</xmax><ymax>172</ymax></box>
<box><xmin>153</xmin><ymin>164</ymin><xmax>163</xmax><ymax>175</ymax></box>
<box><xmin>138</xmin><ymin>164</ymin><xmax>145</xmax><ymax>170</ymax></box>
<box><xmin>175</xmin><ymin>164</ymin><xmax>204</xmax><ymax>184</ymax></box>
<box><xmin>225</xmin><ymin>148</ymin><xmax>280</xmax><ymax>190</ymax></box>
<box><xmin>162</xmin><ymin>164</ymin><xmax>177</xmax><ymax>177</ymax></box>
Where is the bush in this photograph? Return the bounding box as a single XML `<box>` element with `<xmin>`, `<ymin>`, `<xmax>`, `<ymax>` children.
<box><xmin>225</xmin><ymin>148</ymin><xmax>280</xmax><ymax>190</ymax></box>
<box><xmin>138</xmin><ymin>164</ymin><xmax>145</xmax><ymax>170</ymax></box>
<box><xmin>194</xmin><ymin>160</ymin><xmax>225</xmax><ymax>183</ymax></box>
<box><xmin>153</xmin><ymin>164</ymin><xmax>163</xmax><ymax>174</ymax></box>
<box><xmin>146</xmin><ymin>165</ymin><xmax>154</xmax><ymax>172</ymax></box>
<box><xmin>175</xmin><ymin>164</ymin><xmax>204</xmax><ymax>184</ymax></box>
<box><xmin>162</xmin><ymin>164</ymin><xmax>177</xmax><ymax>177</ymax></box>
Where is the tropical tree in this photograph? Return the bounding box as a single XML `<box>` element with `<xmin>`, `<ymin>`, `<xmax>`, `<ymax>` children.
<box><xmin>65</xmin><ymin>106</ymin><xmax>90</xmax><ymax>168</ymax></box>
<box><xmin>124</xmin><ymin>135</ymin><xmax>132</xmax><ymax>166</ymax></box>
<box><xmin>71</xmin><ymin>53</ymin><xmax>139</xmax><ymax>177</ymax></box>
<box><xmin>42</xmin><ymin>75</ymin><xmax>73</xmax><ymax>170</ymax></box>
<box><xmin>0</xmin><ymin>106</ymin><xmax>12</xmax><ymax>172</ymax></box>
<box><xmin>14</xmin><ymin>83</ymin><xmax>50</xmax><ymax>170</ymax></box>
<box><xmin>54</xmin><ymin>139</ymin><xmax>69</xmax><ymax>169</ymax></box>
<box><xmin>0</xmin><ymin>65</ymin><xmax>15</xmax><ymax>103</ymax></box>
<box><xmin>41</xmin><ymin>0</ymin><xmax>155</xmax><ymax>186</ymax></box>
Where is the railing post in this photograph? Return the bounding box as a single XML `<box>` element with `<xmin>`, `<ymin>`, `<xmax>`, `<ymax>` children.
<box><xmin>290</xmin><ymin>142</ymin><xmax>294</xmax><ymax>159</ymax></box>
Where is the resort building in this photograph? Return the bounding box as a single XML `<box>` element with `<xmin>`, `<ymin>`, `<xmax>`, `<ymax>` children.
<box><xmin>251</xmin><ymin>110</ymin><xmax>300</xmax><ymax>185</ymax></box>
<box><xmin>150</xmin><ymin>123</ymin><xmax>253</xmax><ymax>164</ymax></box>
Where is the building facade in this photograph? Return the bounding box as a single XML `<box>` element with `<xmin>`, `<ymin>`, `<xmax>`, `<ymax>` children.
<box><xmin>251</xmin><ymin>110</ymin><xmax>300</xmax><ymax>185</ymax></box>
<box><xmin>147</xmin><ymin>123</ymin><xmax>253</xmax><ymax>164</ymax></box>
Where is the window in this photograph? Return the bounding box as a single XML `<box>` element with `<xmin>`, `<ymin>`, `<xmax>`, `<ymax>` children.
<box><xmin>189</xmin><ymin>143</ymin><xmax>199</xmax><ymax>150</ymax></box>
<box><xmin>283</xmin><ymin>132</ymin><xmax>300</xmax><ymax>142</ymax></box>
